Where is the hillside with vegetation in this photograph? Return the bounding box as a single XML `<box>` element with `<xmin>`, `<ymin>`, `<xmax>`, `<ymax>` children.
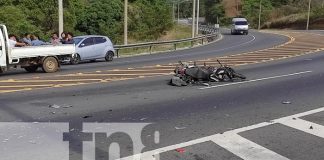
<box><xmin>1</xmin><ymin>0</ymin><xmax>323</xmax><ymax>45</ymax></box>
<box><xmin>0</xmin><ymin>0</ymin><xmax>174</xmax><ymax>44</ymax></box>
<box><xmin>223</xmin><ymin>0</ymin><xmax>324</xmax><ymax>29</ymax></box>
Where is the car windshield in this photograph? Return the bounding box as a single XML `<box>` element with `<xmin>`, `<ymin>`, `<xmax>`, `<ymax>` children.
<box><xmin>235</xmin><ymin>21</ymin><xmax>248</xmax><ymax>25</ymax></box>
<box><xmin>73</xmin><ymin>37</ymin><xmax>83</xmax><ymax>45</ymax></box>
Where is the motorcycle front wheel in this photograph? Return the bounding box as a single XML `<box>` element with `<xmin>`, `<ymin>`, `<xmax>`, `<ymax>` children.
<box><xmin>233</xmin><ymin>72</ymin><xmax>246</xmax><ymax>80</ymax></box>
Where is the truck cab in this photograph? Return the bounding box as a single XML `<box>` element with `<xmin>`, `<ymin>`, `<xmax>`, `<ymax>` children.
<box><xmin>231</xmin><ymin>18</ymin><xmax>249</xmax><ymax>35</ymax></box>
<box><xmin>0</xmin><ymin>25</ymin><xmax>8</xmax><ymax>73</ymax></box>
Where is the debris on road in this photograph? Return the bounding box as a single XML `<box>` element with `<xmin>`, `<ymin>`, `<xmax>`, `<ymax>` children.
<box><xmin>140</xmin><ymin>117</ymin><xmax>147</xmax><ymax>121</ymax></box>
<box><xmin>83</xmin><ymin>115</ymin><xmax>92</xmax><ymax>119</ymax></box>
<box><xmin>49</xmin><ymin>104</ymin><xmax>61</xmax><ymax>109</ymax></box>
<box><xmin>175</xmin><ymin>148</ymin><xmax>186</xmax><ymax>153</ymax></box>
<box><xmin>62</xmin><ymin>105</ymin><xmax>73</xmax><ymax>108</ymax></box>
<box><xmin>49</xmin><ymin>104</ymin><xmax>73</xmax><ymax>109</ymax></box>
<box><xmin>282</xmin><ymin>101</ymin><xmax>292</xmax><ymax>104</ymax></box>
<box><xmin>175</xmin><ymin>126</ymin><xmax>186</xmax><ymax>130</ymax></box>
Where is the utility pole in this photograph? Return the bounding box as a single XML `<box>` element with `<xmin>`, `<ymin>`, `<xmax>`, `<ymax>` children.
<box><xmin>306</xmin><ymin>0</ymin><xmax>311</xmax><ymax>30</ymax></box>
<box><xmin>178</xmin><ymin>2</ymin><xmax>180</xmax><ymax>24</ymax></box>
<box><xmin>124</xmin><ymin>0</ymin><xmax>128</xmax><ymax>45</ymax></box>
<box><xmin>236</xmin><ymin>0</ymin><xmax>239</xmax><ymax>16</ymax></box>
<box><xmin>58</xmin><ymin>0</ymin><xmax>63</xmax><ymax>38</ymax></box>
<box><xmin>196</xmin><ymin>0</ymin><xmax>200</xmax><ymax>36</ymax></box>
<box><xmin>192</xmin><ymin>0</ymin><xmax>196</xmax><ymax>38</ymax></box>
<box><xmin>258</xmin><ymin>0</ymin><xmax>262</xmax><ymax>30</ymax></box>
<box><xmin>173</xmin><ymin>3</ymin><xmax>175</xmax><ymax>22</ymax></box>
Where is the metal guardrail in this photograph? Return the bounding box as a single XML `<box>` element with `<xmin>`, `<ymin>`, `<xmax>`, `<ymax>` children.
<box><xmin>114</xmin><ymin>25</ymin><xmax>220</xmax><ymax>57</ymax></box>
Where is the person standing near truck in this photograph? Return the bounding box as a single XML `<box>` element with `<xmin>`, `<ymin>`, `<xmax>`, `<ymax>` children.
<box><xmin>9</xmin><ymin>34</ymin><xmax>26</xmax><ymax>47</ymax></box>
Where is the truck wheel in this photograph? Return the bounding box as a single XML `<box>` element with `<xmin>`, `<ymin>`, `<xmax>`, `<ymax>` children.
<box><xmin>105</xmin><ymin>51</ymin><xmax>114</xmax><ymax>62</ymax></box>
<box><xmin>42</xmin><ymin>57</ymin><xmax>59</xmax><ymax>73</ymax></box>
<box><xmin>24</xmin><ymin>66</ymin><xmax>38</xmax><ymax>73</ymax></box>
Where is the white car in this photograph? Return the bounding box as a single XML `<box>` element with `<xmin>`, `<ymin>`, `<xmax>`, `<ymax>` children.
<box><xmin>71</xmin><ymin>35</ymin><xmax>115</xmax><ymax>64</ymax></box>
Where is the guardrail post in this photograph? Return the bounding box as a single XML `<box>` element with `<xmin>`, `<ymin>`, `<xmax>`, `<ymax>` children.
<box><xmin>174</xmin><ymin>43</ymin><xmax>177</xmax><ymax>51</ymax></box>
<box><xmin>116</xmin><ymin>49</ymin><xmax>119</xmax><ymax>58</ymax></box>
<box><xmin>149</xmin><ymin>45</ymin><xmax>153</xmax><ymax>54</ymax></box>
<box><xmin>201</xmin><ymin>38</ymin><xmax>204</xmax><ymax>45</ymax></box>
<box><xmin>191</xmin><ymin>41</ymin><xmax>194</xmax><ymax>48</ymax></box>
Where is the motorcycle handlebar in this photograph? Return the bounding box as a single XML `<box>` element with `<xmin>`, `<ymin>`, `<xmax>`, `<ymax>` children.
<box><xmin>217</xmin><ymin>59</ymin><xmax>223</xmax><ymax>67</ymax></box>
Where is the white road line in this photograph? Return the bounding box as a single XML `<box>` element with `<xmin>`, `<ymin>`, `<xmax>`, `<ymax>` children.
<box><xmin>119</xmin><ymin>106</ymin><xmax>324</xmax><ymax>160</ymax></box>
<box><xmin>276</xmin><ymin>107</ymin><xmax>324</xmax><ymax>121</ymax></box>
<box><xmin>211</xmin><ymin>133</ymin><xmax>290</xmax><ymax>160</ymax></box>
<box><xmin>276</xmin><ymin>118</ymin><xmax>324</xmax><ymax>139</ymax></box>
<box><xmin>199</xmin><ymin>70</ymin><xmax>312</xmax><ymax>90</ymax></box>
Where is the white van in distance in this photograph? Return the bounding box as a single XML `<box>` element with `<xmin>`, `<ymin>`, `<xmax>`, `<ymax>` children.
<box><xmin>231</xmin><ymin>18</ymin><xmax>249</xmax><ymax>35</ymax></box>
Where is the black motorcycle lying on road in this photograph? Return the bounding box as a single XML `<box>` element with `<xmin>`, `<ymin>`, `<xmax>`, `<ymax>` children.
<box><xmin>170</xmin><ymin>60</ymin><xmax>246</xmax><ymax>86</ymax></box>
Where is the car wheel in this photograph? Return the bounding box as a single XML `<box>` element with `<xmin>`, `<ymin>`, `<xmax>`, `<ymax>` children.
<box><xmin>105</xmin><ymin>51</ymin><xmax>114</xmax><ymax>62</ymax></box>
<box><xmin>71</xmin><ymin>53</ymin><xmax>81</xmax><ymax>65</ymax></box>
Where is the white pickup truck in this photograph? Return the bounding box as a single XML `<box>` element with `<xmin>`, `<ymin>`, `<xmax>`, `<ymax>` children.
<box><xmin>0</xmin><ymin>24</ymin><xmax>75</xmax><ymax>74</ymax></box>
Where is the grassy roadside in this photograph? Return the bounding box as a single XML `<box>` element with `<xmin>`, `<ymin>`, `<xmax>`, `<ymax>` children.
<box><xmin>118</xmin><ymin>24</ymin><xmax>194</xmax><ymax>57</ymax></box>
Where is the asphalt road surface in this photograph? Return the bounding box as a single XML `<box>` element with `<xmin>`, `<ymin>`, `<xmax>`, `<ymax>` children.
<box><xmin>1</xmin><ymin>30</ymin><xmax>324</xmax><ymax>160</ymax></box>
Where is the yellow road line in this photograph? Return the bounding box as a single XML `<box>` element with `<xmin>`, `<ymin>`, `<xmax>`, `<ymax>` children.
<box><xmin>0</xmin><ymin>79</ymin><xmax>106</xmax><ymax>83</ymax></box>
<box><xmin>0</xmin><ymin>88</ymin><xmax>33</xmax><ymax>93</ymax></box>
<box><xmin>0</xmin><ymin>84</ymin><xmax>54</xmax><ymax>88</ymax></box>
<box><xmin>58</xmin><ymin>73</ymin><xmax>171</xmax><ymax>77</ymax></box>
<box><xmin>108</xmin><ymin>69</ymin><xmax>173</xmax><ymax>72</ymax></box>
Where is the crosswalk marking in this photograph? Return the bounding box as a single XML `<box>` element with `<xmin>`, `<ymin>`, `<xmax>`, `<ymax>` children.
<box><xmin>277</xmin><ymin>118</ymin><xmax>324</xmax><ymax>139</ymax></box>
<box><xmin>211</xmin><ymin>133</ymin><xmax>290</xmax><ymax>160</ymax></box>
<box><xmin>119</xmin><ymin>107</ymin><xmax>324</xmax><ymax>160</ymax></box>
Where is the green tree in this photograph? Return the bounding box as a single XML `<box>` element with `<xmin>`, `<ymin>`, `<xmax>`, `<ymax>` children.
<box><xmin>242</xmin><ymin>0</ymin><xmax>273</xmax><ymax>28</ymax></box>
<box><xmin>0</xmin><ymin>5</ymin><xmax>40</xmax><ymax>37</ymax></box>
<box><xmin>75</xmin><ymin>0</ymin><xmax>123</xmax><ymax>42</ymax></box>
<box><xmin>205</xmin><ymin>0</ymin><xmax>225</xmax><ymax>24</ymax></box>
<box><xmin>129</xmin><ymin>0</ymin><xmax>173</xmax><ymax>40</ymax></box>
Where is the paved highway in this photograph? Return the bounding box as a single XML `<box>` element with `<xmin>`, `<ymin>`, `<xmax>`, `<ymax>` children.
<box><xmin>1</xmin><ymin>30</ymin><xmax>324</xmax><ymax>160</ymax></box>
